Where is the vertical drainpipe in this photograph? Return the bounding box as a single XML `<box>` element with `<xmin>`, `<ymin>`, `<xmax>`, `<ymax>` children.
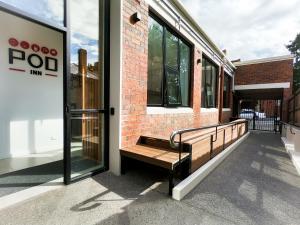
<box><xmin>218</xmin><ymin>65</ymin><xmax>224</xmax><ymax>123</ymax></box>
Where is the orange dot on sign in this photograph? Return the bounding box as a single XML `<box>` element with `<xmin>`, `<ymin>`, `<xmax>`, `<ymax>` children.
<box><xmin>50</xmin><ymin>49</ymin><xmax>57</xmax><ymax>56</ymax></box>
<box><xmin>41</xmin><ymin>47</ymin><xmax>49</xmax><ymax>54</ymax></box>
<box><xmin>31</xmin><ymin>44</ymin><xmax>40</xmax><ymax>52</ymax></box>
<box><xmin>20</xmin><ymin>41</ymin><xmax>30</xmax><ymax>49</ymax></box>
<box><xmin>8</xmin><ymin>38</ymin><xmax>18</xmax><ymax>47</ymax></box>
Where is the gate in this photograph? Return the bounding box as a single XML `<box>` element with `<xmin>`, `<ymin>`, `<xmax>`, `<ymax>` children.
<box><xmin>239</xmin><ymin>100</ymin><xmax>281</xmax><ymax>132</ymax></box>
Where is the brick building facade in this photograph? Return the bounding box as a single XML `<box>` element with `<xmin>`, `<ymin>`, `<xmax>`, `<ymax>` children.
<box><xmin>0</xmin><ymin>0</ymin><xmax>294</xmax><ymax>185</ymax></box>
<box><xmin>120</xmin><ymin>0</ymin><xmax>233</xmax><ymax>148</ymax></box>
<box><xmin>234</xmin><ymin>56</ymin><xmax>294</xmax><ymax>121</ymax></box>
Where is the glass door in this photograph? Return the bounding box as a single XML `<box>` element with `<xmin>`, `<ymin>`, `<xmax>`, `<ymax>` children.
<box><xmin>65</xmin><ymin>0</ymin><xmax>109</xmax><ymax>182</ymax></box>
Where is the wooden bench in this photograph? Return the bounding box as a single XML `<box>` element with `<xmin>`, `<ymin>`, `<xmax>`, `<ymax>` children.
<box><xmin>120</xmin><ymin>144</ymin><xmax>190</xmax><ymax>195</ymax></box>
<box><xmin>120</xmin><ymin>120</ymin><xmax>247</xmax><ymax>196</ymax></box>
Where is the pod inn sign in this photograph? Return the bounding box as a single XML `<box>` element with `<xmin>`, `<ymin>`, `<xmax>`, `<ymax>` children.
<box><xmin>8</xmin><ymin>37</ymin><xmax>59</xmax><ymax>77</ymax></box>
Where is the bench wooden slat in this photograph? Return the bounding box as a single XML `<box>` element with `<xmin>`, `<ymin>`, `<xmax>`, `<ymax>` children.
<box><xmin>120</xmin><ymin>145</ymin><xmax>189</xmax><ymax>170</ymax></box>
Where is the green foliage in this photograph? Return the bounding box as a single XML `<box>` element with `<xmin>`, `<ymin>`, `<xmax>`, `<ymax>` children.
<box><xmin>287</xmin><ymin>33</ymin><xmax>300</xmax><ymax>92</ymax></box>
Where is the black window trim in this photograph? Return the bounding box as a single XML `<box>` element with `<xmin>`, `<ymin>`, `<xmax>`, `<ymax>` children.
<box><xmin>223</xmin><ymin>72</ymin><xmax>231</xmax><ymax>108</ymax></box>
<box><xmin>147</xmin><ymin>11</ymin><xmax>193</xmax><ymax>108</ymax></box>
<box><xmin>201</xmin><ymin>54</ymin><xmax>219</xmax><ymax>109</ymax></box>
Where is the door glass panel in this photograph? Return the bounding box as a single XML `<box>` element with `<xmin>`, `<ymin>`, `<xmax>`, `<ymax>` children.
<box><xmin>69</xmin><ymin>0</ymin><xmax>105</xmax><ymax>178</ymax></box>
<box><xmin>70</xmin><ymin>0</ymin><xmax>104</xmax><ymax>110</ymax></box>
<box><xmin>70</xmin><ymin>113</ymin><xmax>103</xmax><ymax>177</ymax></box>
<box><xmin>0</xmin><ymin>0</ymin><xmax>64</xmax><ymax>26</ymax></box>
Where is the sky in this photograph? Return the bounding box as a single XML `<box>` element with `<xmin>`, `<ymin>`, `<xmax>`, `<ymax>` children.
<box><xmin>181</xmin><ymin>0</ymin><xmax>300</xmax><ymax>61</ymax></box>
<box><xmin>1</xmin><ymin>0</ymin><xmax>99</xmax><ymax>64</ymax></box>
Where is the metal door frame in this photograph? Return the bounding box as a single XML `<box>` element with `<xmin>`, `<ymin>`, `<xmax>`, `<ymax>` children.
<box><xmin>0</xmin><ymin>0</ymin><xmax>111</xmax><ymax>185</ymax></box>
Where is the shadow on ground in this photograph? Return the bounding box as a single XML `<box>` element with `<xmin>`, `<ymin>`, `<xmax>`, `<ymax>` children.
<box><xmin>1</xmin><ymin>132</ymin><xmax>300</xmax><ymax>225</ymax></box>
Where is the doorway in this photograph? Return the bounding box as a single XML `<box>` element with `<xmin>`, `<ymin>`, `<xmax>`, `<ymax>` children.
<box><xmin>0</xmin><ymin>8</ymin><xmax>64</xmax><ymax>197</ymax></box>
<box><xmin>64</xmin><ymin>0</ymin><xmax>110</xmax><ymax>183</ymax></box>
<box><xmin>0</xmin><ymin>0</ymin><xmax>110</xmax><ymax>197</ymax></box>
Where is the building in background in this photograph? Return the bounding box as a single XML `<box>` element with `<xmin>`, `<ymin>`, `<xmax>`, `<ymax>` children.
<box><xmin>233</xmin><ymin>55</ymin><xmax>294</xmax><ymax>122</ymax></box>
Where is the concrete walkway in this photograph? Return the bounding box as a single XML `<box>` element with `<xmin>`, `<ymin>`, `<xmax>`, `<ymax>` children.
<box><xmin>1</xmin><ymin>132</ymin><xmax>300</xmax><ymax>225</ymax></box>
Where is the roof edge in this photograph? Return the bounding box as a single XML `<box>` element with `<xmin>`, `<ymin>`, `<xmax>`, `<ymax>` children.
<box><xmin>234</xmin><ymin>55</ymin><xmax>294</xmax><ymax>66</ymax></box>
<box><xmin>171</xmin><ymin>0</ymin><xmax>235</xmax><ymax>69</ymax></box>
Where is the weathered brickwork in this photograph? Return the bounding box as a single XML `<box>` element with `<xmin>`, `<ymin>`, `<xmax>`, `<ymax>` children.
<box><xmin>222</xmin><ymin>111</ymin><xmax>232</xmax><ymax>123</ymax></box>
<box><xmin>235</xmin><ymin>59</ymin><xmax>293</xmax><ymax>121</ymax></box>
<box><xmin>121</xmin><ymin>0</ymin><xmax>220</xmax><ymax>147</ymax></box>
<box><xmin>235</xmin><ymin>59</ymin><xmax>293</xmax><ymax>85</ymax></box>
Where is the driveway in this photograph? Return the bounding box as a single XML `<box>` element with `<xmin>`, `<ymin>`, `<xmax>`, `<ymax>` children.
<box><xmin>0</xmin><ymin>132</ymin><xmax>300</xmax><ymax>225</ymax></box>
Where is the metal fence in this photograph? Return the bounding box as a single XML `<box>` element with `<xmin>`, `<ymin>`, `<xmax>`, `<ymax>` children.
<box><xmin>239</xmin><ymin>100</ymin><xmax>281</xmax><ymax>132</ymax></box>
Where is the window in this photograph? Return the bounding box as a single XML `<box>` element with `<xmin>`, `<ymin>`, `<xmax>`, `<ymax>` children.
<box><xmin>0</xmin><ymin>0</ymin><xmax>64</xmax><ymax>26</ymax></box>
<box><xmin>201</xmin><ymin>56</ymin><xmax>218</xmax><ymax>108</ymax></box>
<box><xmin>147</xmin><ymin>15</ymin><xmax>191</xmax><ymax>107</ymax></box>
<box><xmin>223</xmin><ymin>74</ymin><xmax>231</xmax><ymax>108</ymax></box>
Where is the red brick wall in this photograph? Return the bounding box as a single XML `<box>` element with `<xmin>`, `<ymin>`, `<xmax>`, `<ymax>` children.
<box><xmin>121</xmin><ymin>0</ymin><xmax>219</xmax><ymax>147</ymax></box>
<box><xmin>235</xmin><ymin>59</ymin><xmax>293</xmax><ymax>121</ymax></box>
<box><xmin>235</xmin><ymin>59</ymin><xmax>293</xmax><ymax>85</ymax></box>
<box><xmin>222</xmin><ymin>111</ymin><xmax>232</xmax><ymax>123</ymax></box>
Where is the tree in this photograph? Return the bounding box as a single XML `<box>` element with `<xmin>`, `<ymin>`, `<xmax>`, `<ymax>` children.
<box><xmin>286</xmin><ymin>33</ymin><xmax>300</xmax><ymax>92</ymax></box>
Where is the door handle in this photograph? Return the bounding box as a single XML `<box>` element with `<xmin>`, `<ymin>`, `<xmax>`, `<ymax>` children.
<box><xmin>110</xmin><ymin>107</ymin><xmax>115</xmax><ymax>115</ymax></box>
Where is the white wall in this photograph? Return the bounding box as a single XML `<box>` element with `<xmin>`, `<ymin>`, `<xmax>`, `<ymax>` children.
<box><xmin>0</xmin><ymin>11</ymin><xmax>63</xmax><ymax>159</ymax></box>
<box><xmin>109</xmin><ymin>0</ymin><xmax>123</xmax><ymax>175</ymax></box>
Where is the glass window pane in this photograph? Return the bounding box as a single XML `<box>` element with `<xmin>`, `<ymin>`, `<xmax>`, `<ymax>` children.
<box><xmin>201</xmin><ymin>58</ymin><xmax>218</xmax><ymax>108</ymax></box>
<box><xmin>223</xmin><ymin>75</ymin><xmax>231</xmax><ymax>108</ymax></box>
<box><xmin>69</xmin><ymin>0</ymin><xmax>105</xmax><ymax>178</ymax></box>
<box><xmin>210</xmin><ymin>65</ymin><xmax>217</xmax><ymax>108</ymax></box>
<box><xmin>70</xmin><ymin>0</ymin><xmax>104</xmax><ymax>110</ymax></box>
<box><xmin>206</xmin><ymin>64</ymin><xmax>213</xmax><ymax>107</ymax></box>
<box><xmin>70</xmin><ymin>113</ymin><xmax>104</xmax><ymax>178</ymax></box>
<box><xmin>165</xmin><ymin>30</ymin><xmax>179</xmax><ymax>69</ymax></box>
<box><xmin>166</xmin><ymin>70</ymin><xmax>181</xmax><ymax>105</ymax></box>
<box><xmin>201</xmin><ymin>58</ymin><xmax>206</xmax><ymax>108</ymax></box>
<box><xmin>147</xmin><ymin>17</ymin><xmax>163</xmax><ymax>105</ymax></box>
<box><xmin>0</xmin><ymin>0</ymin><xmax>64</xmax><ymax>26</ymax></box>
<box><xmin>179</xmin><ymin>40</ymin><xmax>190</xmax><ymax>106</ymax></box>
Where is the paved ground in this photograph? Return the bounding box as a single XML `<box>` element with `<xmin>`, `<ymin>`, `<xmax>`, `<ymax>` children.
<box><xmin>1</xmin><ymin>132</ymin><xmax>300</xmax><ymax>225</ymax></box>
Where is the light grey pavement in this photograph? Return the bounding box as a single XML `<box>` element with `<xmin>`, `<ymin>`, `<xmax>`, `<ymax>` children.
<box><xmin>1</xmin><ymin>132</ymin><xmax>300</xmax><ymax>225</ymax></box>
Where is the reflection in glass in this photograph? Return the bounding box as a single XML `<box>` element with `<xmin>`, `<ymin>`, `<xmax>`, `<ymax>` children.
<box><xmin>201</xmin><ymin>57</ymin><xmax>218</xmax><ymax>108</ymax></box>
<box><xmin>147</xmin><ymin>15</ymin><xmax>191</xmax><ymax>107</ymax></box>
<box><xmin>69</xmin><ymin>0</ymin><xmax>104</xmax><ymax>178</ymax></box>
<box><xmin>165</xmin><ymin>30</ymin><xmax>179</xmax><ymax>69</ymax></box>
<box><xmin>71</xmin><ymin>113</ymin><xmax>103</xmax><ymax>176</ymax></box>
<box><xmin>223</xmin><ymin>74</ymin><xmax>231</xmax><ymax>108</ymax></box>
<box><xmin>179</xmin><ymin>40</ymin><xmax>190</xmax><ymax>107</ymax></box>
<box><xmin>166</xmin><ymin>70</ymin><xmax>181</xmax><ymax>105</ymax></box>
<box><xmin>147</xmin><ymin>17</ymin><xmax>164</xmax><ymax>105</ymax></box>
<box><xmin>0</xmin><ymin>0</ymin><xmax>64</xmax><ymax>26</ymax></box>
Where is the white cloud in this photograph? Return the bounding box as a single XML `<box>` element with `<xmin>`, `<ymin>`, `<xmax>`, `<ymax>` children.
<box><xmin>181</xmin><ymin>0</ymin><xmax>300</xmax><ymax>60</ymax></box>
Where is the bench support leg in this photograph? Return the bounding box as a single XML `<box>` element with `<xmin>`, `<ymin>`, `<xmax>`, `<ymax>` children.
<box><xmin>121</xmin><ymin>155</ymin><xmax>126</xmax><ymax>175</ymax></box>
<box><xmin>181</xmin><ymin>159</ymin><xmax>190</xmax><ymax>179</ymax></box>
<box><xmin>168</xmin><ymin>170</ymin><xmax>174</xmax><ymax>196</ymax></box>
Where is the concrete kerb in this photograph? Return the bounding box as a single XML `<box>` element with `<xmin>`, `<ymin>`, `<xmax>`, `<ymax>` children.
<box><xmin>172</xmin><ymin>132</ymin><xmax>250</xmax><ymax>201</ymax></box>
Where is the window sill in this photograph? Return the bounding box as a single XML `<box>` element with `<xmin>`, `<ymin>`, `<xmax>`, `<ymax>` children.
<box><xmin>222</xmin><ymin>108</ymin><xmax>231</xmax><ymax>112</ymax></box>
<box><xmin>201</xmin><ymin>108</ymin><xmax>218</xmax><ymax>113</ymax></box>
<box><xmin>147</xmin><ymin>107</ymin><xmax>193</xmax><ymax>115</ymax></box>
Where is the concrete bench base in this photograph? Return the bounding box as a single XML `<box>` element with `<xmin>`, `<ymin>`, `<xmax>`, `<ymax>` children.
<box><xmin>172</xmin><ymin>132</ymin><xmax>250</xmax><ymax>201</ymax></box>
